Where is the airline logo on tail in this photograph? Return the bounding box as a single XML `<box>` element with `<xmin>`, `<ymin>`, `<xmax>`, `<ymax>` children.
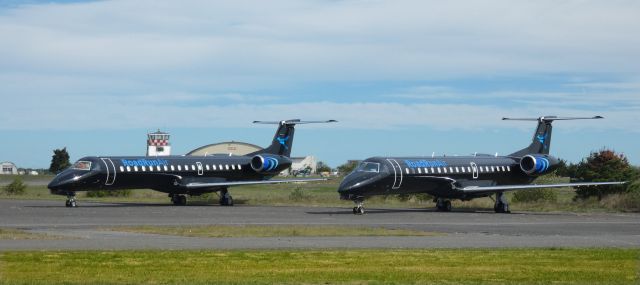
<box><xmin>276</xmin><ymin>136</ymin><xmax>289</xmax><ymax>150</ymax></box>
<box><xmin>536</xmin><ymin>132</ymin><xmax>548</xmax><ymax>149</ymax></box>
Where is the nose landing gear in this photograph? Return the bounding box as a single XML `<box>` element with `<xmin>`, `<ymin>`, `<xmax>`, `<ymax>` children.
<box><xmin>352</xmin><ymin>199</ymin><xmax>365</xmax><ymax>215</ymax></box>
<box><xmin>65</xmin><ymin>194</ymin><xmax>77</xmax><ymax>208</ymax></box>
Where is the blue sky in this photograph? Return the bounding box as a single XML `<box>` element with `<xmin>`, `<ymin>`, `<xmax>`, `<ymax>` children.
<box><xmin>0</xmin><ymin>0</ymin><xmax>638</xmax><ymax>168</ymax></box>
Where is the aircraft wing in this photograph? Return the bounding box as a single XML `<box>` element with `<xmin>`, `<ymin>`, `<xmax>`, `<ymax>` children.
<box><xmin>458</xmin><ymin>181</ymin><xmax>626</xmax><ymax>194</ymax></box>
<box><xmin>185</xmin><ymin>178</ymin><xmax>327</xmax><ymax>189</ymax></box>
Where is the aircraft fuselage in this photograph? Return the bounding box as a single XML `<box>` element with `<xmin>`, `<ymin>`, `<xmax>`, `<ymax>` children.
<box><xmin>49</xmin><ymin>154</ymin><xmax>289</xmax><ymax>196</ymax></box>
<box><xmin>339</xmin><ymin>155</ymin><xmax>532</xmax><ymax>201</ymax></box>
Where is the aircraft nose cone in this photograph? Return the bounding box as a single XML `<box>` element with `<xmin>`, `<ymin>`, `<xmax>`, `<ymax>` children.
<box><xmin>47</xmin><ymin>175</ymin><xmax>62</xmax><ymax>189</ymax></box>
<box><xmin>338</xmin><ymin>179</ymin><xmax>356</xmax><ymax>193</ymax></box>
<box><xmin>48</xmin><ymin>170</ymin><xmax>80</xmax><ymax>195</ymax></box>
<box><xmin>338</xmin><ymin>176</ymin><xmax>365</xmax><ymax>200</ymax></box>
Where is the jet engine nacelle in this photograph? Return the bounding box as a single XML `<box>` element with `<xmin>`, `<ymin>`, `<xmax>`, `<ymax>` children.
<box><xmin>250</xmin><ymin>155</ymin><xmax>292</xmax><ymax>173</ymax></box>
<box><xmin>519</xmin><ymin>154</ymin><xmax>559</xmax><ymax>175</ymax></box>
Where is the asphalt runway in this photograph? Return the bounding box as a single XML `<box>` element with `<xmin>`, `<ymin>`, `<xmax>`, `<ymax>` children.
<box><xmin>1</xmin><ymin>199</ymin><xmax>639</xmax><ymax>250</ymax></box>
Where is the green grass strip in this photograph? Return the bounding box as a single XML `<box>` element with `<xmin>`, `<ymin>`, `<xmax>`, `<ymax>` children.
<box><xmin>1</xmin><ymin>248</ymin><xmax>638</xmax><ymax>284</ymax></box>
<box><xmin>0</xmin><ymin>228</ymin><xmax>60</xmax><ymax>240</ymax></box>
<box><xmin>107</xmin><ymin>225</ymin><xmax>442</xmax><ymax>238</ymax></box>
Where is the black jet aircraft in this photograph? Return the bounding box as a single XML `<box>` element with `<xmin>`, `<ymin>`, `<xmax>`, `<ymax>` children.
<box><xmin>338</xmin><ymin>116</ymin><xmax>625</xmax><ymax>214</ymax></box>
<box><xmin>48</xmin><ymin>119</ymin><xmax>336</xmax><ymax>207</ymax></box>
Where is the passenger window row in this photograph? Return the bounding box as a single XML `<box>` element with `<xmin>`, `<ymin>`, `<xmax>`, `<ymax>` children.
<box><xmin>118</xmin><ymin>163</ymin><xmax>243</xmax><ymax>173</ymax></box>
<box><xmin>405</xmin><ymin>165</ymin><xmax>511</xmax><ymax>175</ymax></box>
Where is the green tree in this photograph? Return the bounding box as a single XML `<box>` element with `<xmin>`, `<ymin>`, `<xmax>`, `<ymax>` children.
<box><xmin>337</xmin><ymin>161</ymin><xmax>359</xmax><ymax>175</ymax></box>
<box><xmin>49</xmin><ymin>147</ymin><xmax>71</xmax><ymax>174</ymax></box>
<box><xmin>554</xmin><ymin>159</ymin><xmax>578</xmax><ymax>177</ymax></box>
<box><xmin>574</xmin><ymin>149</ymin><xmax>637</xmax><ymax>200</ymax></box>
<box><xmin>3</xmin><ymin>177</ymin><xmax>26</xmax><ymax>195</ymax></box>
<box><xmin>316</xmin><ymin>161</ymin><xmax>331</xmax><ymax>173</ymax></box>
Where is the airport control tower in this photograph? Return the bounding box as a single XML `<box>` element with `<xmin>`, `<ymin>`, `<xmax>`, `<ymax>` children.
<box><xmin>146</xmin><ymin>130</ymin><xmax>171</xmax><ymax>156</ymax></box>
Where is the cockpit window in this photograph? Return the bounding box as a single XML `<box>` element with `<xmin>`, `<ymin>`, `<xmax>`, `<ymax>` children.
<box><xmin>357</xmin><ymin>162</ymin><xmax>380</xmax><ymax>173</ymax></box>
<box><xmin>72</xmin><ymin>161</ymin><xmax>92</xmax><ymax>171</ymax></box>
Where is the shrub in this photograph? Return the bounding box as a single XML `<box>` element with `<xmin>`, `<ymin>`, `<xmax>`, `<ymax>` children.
<box><xmin>627</xmin><ymin>179</ymin><xmax>640</xmax><ymax>194</ymax></box>
<box><xmin>599</xmin><ymin>192</ymin><xmax>640</xmax><ymax>212</ymax></box>
<box><xmin>574</xmin><ymin>149</ymin><xmax>637</xmax><ymax>200</ymax></box>
<box><xmin>289</xmin><ymin>187</ymin><xmax>311</xmax><ymax>201</ymax></box>
<box><xmin>85</xmin><ymin>190</ymin><xmax>132</xmax><ymax>198</ymax></box>
<box><xmin>395</xmin><ymin>193</ymin><xmax>433</xmax><ymax>203</ymax></box>
<box><xmin>3</xmin><ymin>178</ymin><xmax>26</xmax><ymax>195</ymax></box>
<box><xmin>512</xmin><ymin>188</ymin><xmax>558</xmax><ymax>203</ymax></box>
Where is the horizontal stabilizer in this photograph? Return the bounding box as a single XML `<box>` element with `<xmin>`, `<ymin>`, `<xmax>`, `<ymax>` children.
<box><xmin>502</xmin><ymin>116</ymin><xmax>603</xmax><ymax>122</ymax></box>
<box><xmin>505</xmin><ymin>115</ymin><xmax>603</xmax><ymax>157</ymax></box>
<box><xmin>253</xmin><ymin>119</ymin><xmax>337</xmax><ymax>125</ymax></box>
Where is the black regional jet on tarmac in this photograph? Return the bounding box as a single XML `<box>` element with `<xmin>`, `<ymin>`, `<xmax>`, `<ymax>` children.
<box><xmin>338</xmin><ymin>116</ymin><xmax>625</xmax><ymax>215</ymax></box>
<box><xmin>48</xmin><ymin>119</ymin><xmax>336</xmax><ymax>207</ymax></box>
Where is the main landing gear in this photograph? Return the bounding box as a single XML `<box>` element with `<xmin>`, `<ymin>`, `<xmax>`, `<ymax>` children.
<box><xmin>352</xmin><ymin>200</ymin><xmax>365</xmax><ymax>215</ymax></box>
<box><xmin>65</xmin><ymin>194</ymin><xmax>77</xmax><ymax>208</ymax></box>
<box><xmin>435</xmin><ymin>198</ymin><xmax>452</xmax><ymax>212</ymax></box>
<box><xmin>494</xmin><ymin>192</ymin><xmax>511</xmax><ymax>213</ymax></box>
<box><xmin>170</xmin><ymin>194</ymin><xmax>188</xmax><ymax>206</ymax></box>
<box><xmin>219</xmin><ymin>188</ymin><xmax>234</xmax><ymax>206</ymax></box>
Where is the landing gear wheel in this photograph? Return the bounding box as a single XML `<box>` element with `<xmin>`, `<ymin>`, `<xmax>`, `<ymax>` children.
<box><xmin>494</xmin><ymin>202</ymin><xmax>510</xmax><ymax>213</ymax></box>
<box><xmin>170</xmin><ymin>194</ymin><xmax>187</xmax><ymax>206</ymax></box>
<box><xmin>435</xmin><ymin>199</ymin><xmax>452</xmax><ymax>212</ymax></box>
<box><xmin>352</xmin><ymin>200</ymin><xmax>365</xmax><ymax>215</ymax></box>
<box><xmin>178</xmin><ymin>195</ymin><xmax>187</xmax><ymax>206</ymax></box>
<box><xmin>65</xmin><ymin>196</ymin><xmax>77</xmax><ymax>208</ymax></box>
<box><xmin>494</xmin><ymin>192</ymin><xmax>511</xmax><ymax>213</ymax></box>
<box><xmin>444</xmin><ymin>200</ymin><xmax>452</xmax><ymax>212</ymax></box>
<box><xmin>219</xmin><ymin>190</ymin><xmax>234</xmax><ymax>206</ymax></box>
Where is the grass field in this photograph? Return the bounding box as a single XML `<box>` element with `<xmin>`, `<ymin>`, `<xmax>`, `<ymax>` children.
<box><xmin>106</xmin><ymin>225</ymin><xmax>442</xmax><ymax>238</ymax></box>
<box><xmin>1</xmin><ymin>174</ymin><xmax>637</xmax><ymax>212</ymax></box>
<box><xmin>0</xmin><ymin>249</ymin><xmax>637</xmax><ymax>284</ymax></box>
<box><xmin>0</xmin><ymin>228</ymin><xmax>61</xmax><ymax>240</ymax></box>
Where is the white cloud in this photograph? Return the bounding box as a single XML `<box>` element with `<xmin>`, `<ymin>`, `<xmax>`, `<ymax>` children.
<box><xmin>1</xmin><ymin>0</ymin><xmax>640</xmax><ymax>80</ymax></box>
<box><xmin>0</xmin><ymin>0</ymin><xmax>639</xmax><ymax>133</ymax></box>
<box><xmin>1</xmin><ymin>95</ymin><xmax>637</xmax><ymax>132</ymax></box>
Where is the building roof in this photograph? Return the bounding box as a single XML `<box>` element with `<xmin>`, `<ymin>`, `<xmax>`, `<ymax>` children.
<box><xmin>186</xmin><ymin>141</ymin><xmax>263</xmax><ymax>156</ymax></box>
<box><xmin>148</xmin><ymin>129</ymin><xmax>170</xmax><ymax>135</ymax></box>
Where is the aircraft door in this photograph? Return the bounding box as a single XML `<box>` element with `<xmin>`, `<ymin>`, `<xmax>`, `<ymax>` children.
<box><xmin>386</xmin><ymin>159</ymin><xmax>403</xmax><ymax>190</ymax></box>
<box><xmin>101</xmin><ymin>158</ymin><xmax>116</xmax><ymax>186</ymax></box>
<box><xmin>470</xmin><ymin>162</ymin><xmax>478</xmax><ymax>179</ymax></box>
<box><xmin>196</xmin><ymin>162</ymin><xmax>203</xmax><ymax>176</ymax></box>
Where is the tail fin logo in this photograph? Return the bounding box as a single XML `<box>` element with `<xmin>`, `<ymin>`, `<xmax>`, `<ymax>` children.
<box><xmin>536</xmin><ymin>133</ymin><xmax>548</xmax><ymax>149</ymax></box>
<box><xmin>276</xmin><ymin>136</ymin><xmax>289</xmax><ymax>150</ymax></box>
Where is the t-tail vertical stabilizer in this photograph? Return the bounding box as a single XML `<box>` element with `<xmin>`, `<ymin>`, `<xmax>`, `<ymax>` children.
<box><xmin>505</xmin><ymin>116</ymin><xmax>603</xmax><ymax>157</ymax></box>
<box><xmin>250</xmin><ymin>119</ymin><xmax>337</xmax><ymax>157</ymax></box>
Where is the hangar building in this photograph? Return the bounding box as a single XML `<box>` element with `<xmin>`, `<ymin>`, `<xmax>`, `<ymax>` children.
<box><xmin>1</xmin><ymin>161</ymin><xmax>18</xmax><ymax>175</ymax></box>
<box><xmin>186</xmin><ymin>141</ymin><xmax>317</xmax><ymax>175</ymax></box>
<box><xmin>186</xmin><ymin>141</ymin><xmax>262</xmax><ymax>156</ymax></box>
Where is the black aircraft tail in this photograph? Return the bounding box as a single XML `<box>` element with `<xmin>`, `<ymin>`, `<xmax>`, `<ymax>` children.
<box><xmin>505</xmin><ymin>116</ymin><xmax>603</xmax><ymax>157</ymax></box>
<box><xmin>250</xmin><ymin>119</ymin><xmax>337</xmax><ymax>157</ymax></box>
